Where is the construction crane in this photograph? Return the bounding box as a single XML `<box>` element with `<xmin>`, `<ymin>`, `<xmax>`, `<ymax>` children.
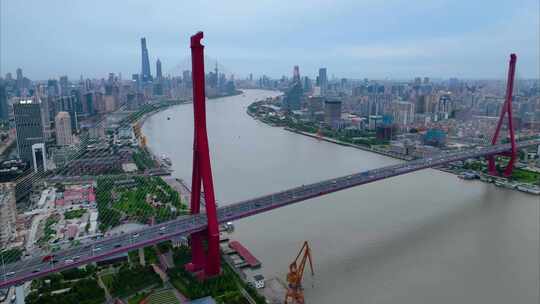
<box><xmin>284</xmin><ymin>241</ymin><xmax>314</xmax><ymax>304</ymax></box>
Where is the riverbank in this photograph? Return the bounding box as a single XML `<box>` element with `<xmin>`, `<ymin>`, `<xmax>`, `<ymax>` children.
<box><xmin>247</xmin><ymin>100</ymin><xmax>540</xmax><ymax>195</ymax></box>
<box><xmin>132</xmin><ymin>99</ymin><xmax>191</xmax><ymax>128</ymax></box>
<box><xmin>207</xmin><ymin>89</ymin><xmax>243</xmax><ymax>100</ymax></box>
<box><xmin>131</xmin><ymin>89</ymin><xmax>244</xmax><ymax>129</ymax></box>
<box><xmin>283</xmin><ymin>127</ymin><xmax>414</xmax><ymax>161</ymax></box>
<box><xmin>246</xmin><ymin>103</ymin><xmax>414</xmax><ymax>162</ymax></box>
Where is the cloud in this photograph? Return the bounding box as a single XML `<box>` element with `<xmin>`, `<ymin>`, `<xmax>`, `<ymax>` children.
<box><xmin>336</xmin><ymin>45</ymin><xmax>428</xmax><ymax>59</ymax></box>
<box><xmin>1</xmin><ymin>0</ymin><xmax>538</xmax><ymax>79</ymax></box>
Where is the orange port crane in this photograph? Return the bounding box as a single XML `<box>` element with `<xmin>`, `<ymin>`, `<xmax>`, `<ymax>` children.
<box><xmin>284</xmin><ymin>241</ymin><xmax>314</xmax><ymax>304</ymax></box>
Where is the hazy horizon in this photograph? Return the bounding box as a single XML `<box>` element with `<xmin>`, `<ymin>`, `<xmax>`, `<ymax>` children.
<box><xmin>1</xmin><ymin>0</ymin><xmax>539</xmax><ymax>80</ymax></box>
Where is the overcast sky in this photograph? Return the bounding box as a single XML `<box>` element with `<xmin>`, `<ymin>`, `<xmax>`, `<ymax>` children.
<box><xmin>1</xmin><ymin>0</ymin><xmax>539</xmax><ymax>80</ymax></box>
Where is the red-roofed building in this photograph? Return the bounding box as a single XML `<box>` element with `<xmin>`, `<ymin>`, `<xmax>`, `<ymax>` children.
<box><xmin>55</xmin><ymin>185</ymin><xmax>96</xmax><ymax>207</ymax></box>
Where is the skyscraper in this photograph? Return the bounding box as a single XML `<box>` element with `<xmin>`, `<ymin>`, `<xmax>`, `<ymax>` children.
<box><xmin>59</xmin><ymin>75</ymin><xmax>69</xmax><ymax>95</ymax></box>
<box><xmin>303</xmin><ymin>76</ymin><xmax>311</xmax><ymax>92</ymax></box>
<box><xmin>13</xmin><ymin>99</ymin><xmax>44</xmax><ymax>163</ymax></box>
<box><xmin>154</xmin><ymin>59</ymin><xmax>164</xmax><ymax>96</ymax></box>
<box><xmin>53</xmin><ymin>95</ymin><xmax>79</xmax><ymax>131</ymax></box>
<box><xmin>318</xmin><ymin>68</ymin><xmax>328</xmax><ymax>96</ymax></box>
<box><xmin>83</xmin><ymin>92</ymin><xmax>95</xmax><ymax>115</ymax></box>
<box><xmin>307</xmin><ymin>96</ymin><xmax>324</xmax><ymax>119</ymax></box>
<box><xmin>140</xmin><ymin>38</ymin><xmax>152</xmax><ymax>83</ymax></box>
<box><xmin>283</xmin><ymin>81</ymin><xmax>303</xmax><ymax>111</ymax></box>
<box><xmin>55</xmin><ymin>111</ymin><xmax>73</xmax><ymax>146</ymax></box>
<box><xmin>324</xmin><ymin>97</ymin><xmax>342</xmax><ymax>129</ymax></box>
<box><xmin>293</xmin><ymin>65</ymin><xmax>300</xmax><ymax>83</ymax></box>
<box><xmin>156</xmin><ymin>58</ymin><xmax>163</xmax><ymax>80</ymax></box>
<box><xmin>47</xmin><ymin>79</ymin><xmax>59</xmax><ymax>96</ymax></box>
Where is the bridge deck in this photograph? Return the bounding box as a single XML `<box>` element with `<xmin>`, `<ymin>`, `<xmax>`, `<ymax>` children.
<box><xmin>1</xmin><ymin>139</ymin><xmax>538</xmax><ymax>288</ymax></box>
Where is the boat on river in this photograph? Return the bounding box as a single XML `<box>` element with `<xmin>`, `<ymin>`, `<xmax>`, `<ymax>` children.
<box><xmin>516</xmin><ymin>184</ymin><xmax>540</xmax><ymax>195</ymax></box>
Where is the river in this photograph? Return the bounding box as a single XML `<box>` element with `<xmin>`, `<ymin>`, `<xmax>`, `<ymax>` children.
<box><xmin>143</xmin><ymin>89</ymin><xmax>539</xmax><ymax>304</ymax></box>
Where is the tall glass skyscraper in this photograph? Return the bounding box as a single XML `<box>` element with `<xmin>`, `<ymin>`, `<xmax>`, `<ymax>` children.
<box><xmin>13</xmin><ymin>100</ymin><xmax>44</xmax><ymax>163</ymax></box>
<box><xmin>141</xmin><ymin>38</ymin><xmax>152</xmax><ymax>83</ymax></box>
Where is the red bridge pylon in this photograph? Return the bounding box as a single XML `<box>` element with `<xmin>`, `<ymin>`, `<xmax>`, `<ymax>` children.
<box><xmin>185</xmin><ymin>32</ymin><xmax>221</xmax><ymax>278</ymax></box>
<box><xmin>487</xmin><ymin>54</ymin><xmax>517</xmax><ymax>177</ymax></box>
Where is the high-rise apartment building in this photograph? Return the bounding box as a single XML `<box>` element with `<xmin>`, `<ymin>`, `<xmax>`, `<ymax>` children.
<box><xmin>13</xmin><ymin>99</ymin><xmax>44</xmax><ymax>163</ymax></box>
<box><xmin>55</xmin><ymin>111</ymin><xmax>73</xmax><ymax>146</ymax></box>
<box><xmin>141</xmin><ymin>38</ymin><xmax>152</xmax><ymax>83</ymax></box>
<box><xmin>415</xmin><ymin>95</ymin><xmax>427</xmax><ymax>114</ymax></box>
<box><xmin>324</xmin><ymin>98</ymin><xmax>342</xmax><ymax>129</ymax></box>
<box><xmin>392</xmin><ymin>101</ymin><xmax>415</xmax><ymax>128</ymax></box>
<box><xmin>308</xmin><ymin>96</ymin><xmax>324</xmax><ymax>120</ymax></box>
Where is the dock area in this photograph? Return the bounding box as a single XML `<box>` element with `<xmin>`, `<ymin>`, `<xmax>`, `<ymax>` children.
<box><xmin>225</xmin><ymin>241</ymin><xmax>261</xmax><ymax>268</ymax></box>
<box><xmin>162</xmin><ymin>177</ymin><xmax>284</xmax><ymax>302</ymax></box>
<box><xmin>259</xmin><ymin>277</ymin><xmax>288</xmax><ymax>304</ymax></box>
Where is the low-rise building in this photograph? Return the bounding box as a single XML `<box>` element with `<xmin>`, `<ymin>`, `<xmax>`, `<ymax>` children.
<box><xmin>55</xmin><ymin>184</ymin><xmax>96</xmax><ymax>207</ymax></box>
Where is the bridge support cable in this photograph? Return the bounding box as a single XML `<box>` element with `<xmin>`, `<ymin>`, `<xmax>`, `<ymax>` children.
<box><xmin>487</xmin><ymin>54</ymin><xmax>518</xmax><ymax>177</ymax></box>
<box><xmin>184</xmin><ymin>31</ymin><xmax>221</xmax><ymax>278</ymax></box>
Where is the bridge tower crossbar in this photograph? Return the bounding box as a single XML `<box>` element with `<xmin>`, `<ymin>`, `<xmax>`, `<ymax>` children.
<box><xmin>185</xmin><ymin>31</ymin><xmax>221</xmax><ymax>278</ymax></box>
<box><xmin>487</xmin><ymin>54</ymin><xmax>517</xmax><ymax>177</ymax></box>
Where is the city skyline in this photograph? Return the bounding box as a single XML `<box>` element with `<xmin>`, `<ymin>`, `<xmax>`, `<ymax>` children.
<box><xmin>1</xmin><ymin>0</ymin><xmax>539</xmax><ymax>80</ymax></box>
<box><xmin>0</xmin><ymin>17</ymin><xmax>539</xmax><ymax>301</ymax></box>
